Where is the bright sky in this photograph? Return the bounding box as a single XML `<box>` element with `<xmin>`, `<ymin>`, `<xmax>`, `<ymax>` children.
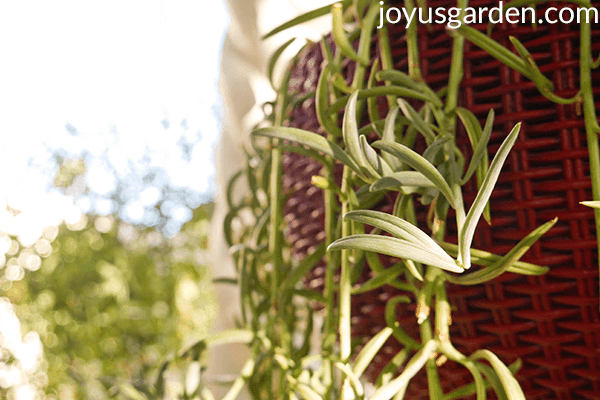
<box><xmin>0</xmin><ymin>0</ymin><xmax>229</xmax><ymax>240</ymax></box>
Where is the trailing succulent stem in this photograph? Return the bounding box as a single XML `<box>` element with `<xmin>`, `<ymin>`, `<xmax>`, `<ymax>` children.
<box><xmin>181</xmin><ymin>1</ymin><xmax>600</xmax><ymax>399</ymax></box>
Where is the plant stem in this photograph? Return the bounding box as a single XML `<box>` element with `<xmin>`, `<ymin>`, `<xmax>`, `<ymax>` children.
<box><xmin>339</xmin><ymin>167</ymin><xmax>353</xmax><ymax>362</ymax></box>
<box><xmin>579</xmin><ymin>17</ymin><xmax>600</xmax><ymax>310</ymax></box>
<box><xmin>404</xmin><ymin>0</ymin><xmax>422</xmax><ymax>81</ymax></box>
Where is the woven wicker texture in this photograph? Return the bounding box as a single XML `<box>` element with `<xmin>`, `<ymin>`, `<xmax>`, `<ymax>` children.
<box><xmin>282</xmin><ymin>1</ymin><xmax>600</xmax><ymax>398</ymax></box>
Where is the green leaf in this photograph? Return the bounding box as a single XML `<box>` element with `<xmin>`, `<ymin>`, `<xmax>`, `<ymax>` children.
<box><xmin>178</xmin><ymin>329</ymin><xmax>254</xmax><ymax>358</ymax></box>
<box><xmin>397</xmin><ymin>99</ymin><xmax>436</xmax><ymax>143</ymax></box>
<box><xmin>316</xmin><ymin>63</ymin><xmax>342</xmax><ymax>137</ymax></box>
<box><xmin>261</xmin><ymin>0</ymin><xmax>352</xmax><ymax>39</ymax></box>
<box><xmin>371</xmin><ymin>340</ymin><xmax>438</xmax><ymax>400</ymax></box>
<box><xmin>351</xmin><ymin>263</ymin><xmax>405</xmax><ymax>294</ymax></box>
<box><xmin>212</xmin><ymin>277</ymin><xmax>239</xmax><ymax>285</ymax></box>
<box><xmin>293</xmin><ymin>288</ymin><xmax>327</xmax><ymax>303</ymax></box>
<box><xmin>457</xmin><ymin>108</ymin><xmax>493</xmax><ymax>185</ymax></box>
<box><xmin>343</xmin><ymin>210</ymin><xmax>454</xmax><ymax>266</ymax></box>
<box><xmin>471</xmin><ymin>350</ymin><xmax>525</xmax><ymax>400</ymax></box>
<box><xmin>459</xmin><ymin>123</ymin><xmax>521</xmax><ymax>269</ymax></box>
<box><xmin>292</xmin><ymin>379</ymin><xmax>324</xmax><ymax>400</ymax></box>
<box><xmin>360</xmin><ymin>135</ymin><xmax>394</xmax><ymax>177</ymax></box>
<box><xmin>332</xmin><ymin>3</ymin><xmax>369</xmax><ymax>66</ymax></box>
<box><xmin>376</xmin><ymin>348</ymin><xmax>410</xmax><ymax>387</ymax></box>
<box><xmin>344</xmin><ymin>91</ymin><xmax>377</xmax><ymax>177</ymax></box>
<box><xmin>581</xmin><ymin>200</ymin><xmax>600</xmax><ymax>209</ymax></box>
<box><xmin>449</xmin><ymin>218</ymin><xmax>556</xmax><ymax>285</ymax></box>
<box><xmin>456</xmin><ymin>25</ymin><xmax>530</xmax><ymax>79</ymax></box>
<box><xmin>329</xmin><ymin>234</ymin><xmax>462</xmax><ymax>273</ymax></box>
<box><xmin>436</xmin><ymin>241</ymin><xmax>549</xmax><ymax>276</ymax></box>
<box><xmin>335</xmin><ymin>362</ymin><xmax>365</xmax><ymax>398</ymax></box>
<box><xmin>353</xmin><ymin>327</ymin><xmax>393</xmax><ymax>377</ymax></box>
<box><xmin>370</xmin><ymin>171</ymin><xmax>435</xmax><ymax>194</ymax></box>
<box><xmin>253</xmin><ymin>126</ymin><xmax>362</xmax><ymax>175</ymax></box>
<box><xmin>327</xmin><ymin>86</ymin><xmax>441</xmax><ymax>116</ymax></box>
<box><xmin>476</xmin><ymin>363</ymin><xmax>509</xmax><ymax>400</ymax></box>
<box><xmin>268</xmin><ymin>38</ymin><xmax>296</xmax><ymax>89</ymax></box>
<box><xmin>376</xmin><ymin>70</ymin><xmax>421</xmax><ymax>90</ymax></box>
<box><xmin>372</xmin><ymin>141</ymin><xmax>459</xmax><ymax>209</ymax></box>
<box><xmin>222</xmin><ymin>359</ymin><xmax>256</xmax><ymax>400</ymax></box>
<box><xmin>281</xmin><ymin>243</ymin><xmax>326</xmax><ymax>292</ymax></box>
<box><xmin>381</xmin><ymin>106</ymin><xmax>402</xmax><ymax>170</ymax></box>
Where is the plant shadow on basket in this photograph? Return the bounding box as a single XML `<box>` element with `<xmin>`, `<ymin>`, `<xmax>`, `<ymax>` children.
<box><xmin>279</xmin><ymin>1</ymin><xmax>600</xmax><ymax>399</ymax></box>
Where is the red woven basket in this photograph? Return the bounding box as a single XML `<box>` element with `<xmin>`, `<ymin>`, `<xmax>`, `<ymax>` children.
<box><xmin>282</xmin><ymin>1</ymin><xmax>600</xmax><ymax>399</ymax></box>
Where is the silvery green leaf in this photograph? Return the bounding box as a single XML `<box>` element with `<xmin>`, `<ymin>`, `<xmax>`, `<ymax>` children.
<box><xmin>344</xmin><ymin>91</ymin><xmax>377</xmax><ymax>178</ymax></box>
<box><xmin>369</xmin><ymin>171</ymin><xmax>435</xmax><ymax>194</ymax></box>
<box><xmin>458</xmin><ymin>108</ymin><xmax>494</xmax><ymax>185</ymax></box>
<box><xmin>372</xmin><ymin>141</ymin><xmax>458</xmax><ymax>209</ymax></box>
<box><xmin>581</xmin><ymin>200</ymin><xmax>600</xmax><ymax>209</ymax></box>
<box><xmin>459</xmin><ymin>123</ymin><xmax>521</xmax><ymax>269</ymax></box>
<box><xmin>370</xmin><ymin>340</ymin><xmax>438</xmax><ymax>400</ymax></box>
<box><xmin>328</xmin><ymin>234</ymin><xmax>463</xmax><ymax>273</ymax></box>
<box><xmin>470</xmin><ymin>350</ymin><xmax>525</xmax><ymax>400</ymax></box>
<box><xmin>397</xmin><ymin>99</ymin><xmax>436</xmax><ymax>143</ymax></box>
<box><xmin>268</xmin><ymin>38</ymin><xmax>296</xmax><ymax>89</ymax></box>
<box><xmin>376</xmin><ymin>349</ymin><xmax>410</xmax><ymax>387</ymax></box>
<box><xmin>381</xmin><ymin>106</ymin><xmax>402</xmax><ymax>170</ymax></box>
<box><xmin>436</xmin><ymin>241</ymin><xmax>548</xmax><ymax>276</ymax></box>
<box><xmin>262</xmin><ymin>0</ymin><xmax>352</xmax><ymax>39</ymax></box>
<box><xmin>351</xmin><ymin>263</ymin><xmax>405</xmax><ymax>294</ymax></box>
<box><xmin>449</xmin><ymin>218</ymin><xmax>556</xmax><ymax>285</ymax></box>
<box><xmin>334</xmin><ymin>363</ymin><xmax>364</xmax><ymax>398</ymax></box>
<box><xmin>360</xmin><ymin>135</ymin><xmax>393</xmax><ymax>177</ymax></box>
<box><xmin>343</xmin><ymin>210</ymin><xmax>455</xmax><ymax>265</ymax></box>
<box><xmin>423</xmin><ymin>135</ymin><xmax>452</xmax><ymax>164</ymax></box>
<box><xmin>253</xmin><ymin>126</ymin><xmax>362</xmax><ymax>176</ymax></box>
<box><xmin>352</xmin><ymin>327</ymin><xmax>393</xmax><ymax>377</ymax></box>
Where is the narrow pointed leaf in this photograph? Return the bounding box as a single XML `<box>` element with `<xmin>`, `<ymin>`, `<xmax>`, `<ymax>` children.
<box><xmin>343</xmin><ymin>210</ymin><xmax>455</xmax><ymax>265</ymax></box>
<box><xmin>371</xmin><ymin>340</ymin><xmax>438</xmax><ymax>400</ymax></box>
<box><xmin>329</xmin><ymin>234</ymin><xmax>462</xmax><ymax>273</ymax></box>
<box><xmin>344</xmin><ymin>91</ymin><xmax>374</xmax><ymax>176</ymax></box>
<box><xmin>253</xmin><ymin>126</ymin><xmax>362</xmax><ymax>175</ymax></box>
<box><xmin>353</xmin><ymin>327</ymin><xmax>393</xmax><ymax>377</ymax></box>
<box><xmin>365</xmin><ymin>253</ymin><xmax>415</xmax><ymax>291</ymax></box>
<box><xmin>449</xmin><ymin>218</ymin><xmax>556</xmax><ymax>285</ymax></box>
<box><xmin>459</xmin><ymin>123</ymin><xmax>521</xmax><ymax>269</ymax></box>
<box><xmin>372</xmin><ymin>141</ymin><xmax>458</xmax><ymax>209</ymax></box>
<box><xmin>295</xmin><ymin>382</ymin><xmax>324</xmax><ymax>400</ymax></box>
<box><xmin>581</xmin><ymin>200</ymin><xmax>600</xmax><ymax>209</ymax></box>
<box><xmin>262</xmin><ymin>0</ymin><xmax>352</xmax><ymax>39</ymax></box>
<box><xmin>335</xmin><ymin>363</ymin><xmax>365</xmax><ymax>398</ymax></box>
<box><xmin>458</xmin><ymin>108</ymin><xmax>494</xmax><ymax>185</ymax></box>
<box><xmin>332</xmin><ymin>4</ymin><xmax>369</xmax><ymax>66</ymax></box>
<box><xmin>381</xmin><ymin>106</ymin><xmax>402</xmax><ymax>170</ymax></box>
<box><xmin>397</xmin><ymin>99</ymin><xmax>436</xmax><ymax>143</ymax></box>
<box><xmin>377</xmin><ymin>349</ymin><xmax>411</xmax><ymax>386</ymax></box>
<box><xmin>436</xmin><ymin>241</ymin><xmax>549</xmax><ymax>276</ymax></box>
<box><xmin>351</xmin><ymin>263</ymin><xmax>405</xmax><ymax>294</ymax></box>
<box><xmin>316</xmin><ymin>64</ymin><xmax>342</xmax><ymax>137</ymax></box>
<box><xmin>178</xmin><ymin>329</ymin><xmax>254</xmax><ymax>358</ymax></box>
<box><xmin>471</xmin><ymin>350</ymin><xmax>525</xmax><ymax>400</ymax></box>
<box><xmin>360</xmin><ymin>135</ymin><xmax>393</xmax><ymax>177</ymax></box>
<box><xmin>268</xmin><ymin>38</ymin><xmax>296</xmax><ymax>88</ymax></box>
<box><xmin>476</xmin><ymin>363</ymin><xmax>509</xmax><ymax>400</ymax></box>
<box><xmin>281</xmin><ymin>243</ymin><xmax>326</xmax><ymax>292</ymax></box>
<box><xmin>370</xmin><ymin>171</ymin><xmax>436</xmax><ymax>193</ymax></box>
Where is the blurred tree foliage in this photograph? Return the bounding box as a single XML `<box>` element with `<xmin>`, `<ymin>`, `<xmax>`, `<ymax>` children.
<box><xmin>1</xmin><ymin>202</ymin><xmax>216</xmax><ymax>400</ymax></box>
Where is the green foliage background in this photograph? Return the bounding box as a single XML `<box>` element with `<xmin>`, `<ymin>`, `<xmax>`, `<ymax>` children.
<box><xmin>1</xmin><ymin>203</ymin><xmax>216</xmax><ymax>399</ymax></box>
